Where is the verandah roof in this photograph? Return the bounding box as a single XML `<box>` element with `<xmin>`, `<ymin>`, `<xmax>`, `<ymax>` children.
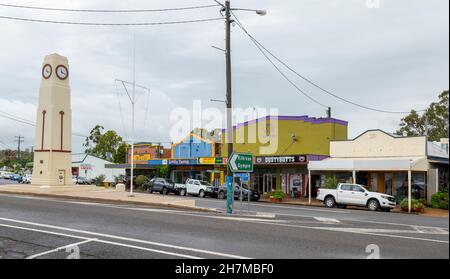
<box><xmin>308</xmin><ymin>156</ymin><xmax>428</xmax><ymax>172</ymax></box>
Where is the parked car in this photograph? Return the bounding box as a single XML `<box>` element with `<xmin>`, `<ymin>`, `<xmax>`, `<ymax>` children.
<box><xmin>174</xmin><ymin>183</ymin><xmax>187</xmax><ymax>196</ymax></box>
<box><xmin>21</xmin><ymin>174</ymin><xmax>32</xmax><ymax>184</ymax></box>
<box><xmin>185</xmin><ymin>179</ymin><xmax>215</xmax><ymax>198</ymax></box>
<box><xmin>316</xmin><ymin>183</ymin><xmax>396</xmax><ymax>212</ymax></box>
<box><xmin>145</xmin><ymin>177</ymin><xmax>177</xmax><ymax>195</ymax></box>
<box><xmin>216</xmin><ymin>182</ymin><xmax>260</xmax><ymax>201</ymax></box>
<box><xmin>2</xmin><ymin>172</ymin><xmax>12</xmax><ymax>180</ymax></box>
<box><xmin>76</xmin><ymin>177</ymin><xmax>91</xmax><ymax>185</ymax></box>
<box><xmin>11</xmin><ymin>174</ymin><xmax>22</xmax><ymax>182</ymax></box>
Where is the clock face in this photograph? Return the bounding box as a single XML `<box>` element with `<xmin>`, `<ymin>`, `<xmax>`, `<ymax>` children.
<box><xmin>56</xmin><ymin>65</ymin><xmax>69</xmax><ymax>80</ymax></box>
<box><xmin>42</xmin><ymin>64</ymin><xmax>52</xmax><ymax>79</ymax></box>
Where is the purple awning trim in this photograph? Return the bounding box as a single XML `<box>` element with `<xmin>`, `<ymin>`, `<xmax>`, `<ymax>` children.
<box><xmin>222</xmin><ymin>115</ymin><xmax>348</xmax><ymax>132</ymax></box>
<box><xmin>307</xmin><ymin>154</ymin><xmax>330</xmax><ymax>161</ymax></box>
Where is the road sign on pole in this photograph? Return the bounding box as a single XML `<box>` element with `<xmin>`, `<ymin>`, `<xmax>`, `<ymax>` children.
<box><xmin>226</xmin><ymin>152</ymin><xmax>253</xmax><ymax>215</ymax></box>
<box><xmin>227</xmin><ymin>152</ymin><xmax>253</xmax><ymax>173</ymax></box>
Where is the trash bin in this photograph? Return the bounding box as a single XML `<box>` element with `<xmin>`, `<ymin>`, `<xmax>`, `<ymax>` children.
<box><xmin>104</xmin><ymin>181</ymin><xmax>109</xmax><ymax>188</ymax></box>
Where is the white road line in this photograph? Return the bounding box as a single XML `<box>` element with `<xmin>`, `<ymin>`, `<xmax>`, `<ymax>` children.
<box><xmin>231</xmin><ymin>220</ymin><xmax>450</xmax><ymax>244</ymax></box>
<box><xmin>314</xmin><ymin>217</ymin><xmax>341</xmax><ymax>224</ymax></box>
<box><xmin>2</xmin><ymin>193</ymin><xmax>448</xmax><ymax>231</ymax></box>
<box><xmin>199</xmin><ymin>199</ymin><xmax>349</xmax><ymax>214</ymax></box>
<box><xmin>411</xmin><ymin>226</ymin><xmax>449</xmax><ymax>234</ymax></box>
<box><xmin>0</xmin><ymin>223</ymin><xmax>202</xmax><ymax>259</ymax></box>
<box><xmin>325</xmin><ymin>227</ymin><xmax>449</xmax><ymax>235</ymax></box>
<box><xmin>93</xmin><ymin>239</ymin><xmax>202</xmax><ymax>259</ymax></box>
<box><xmin>276</xmin><ymin>212</ymin><xmax>449</xmax><ymax>230</ymax></box>
<box><xmin>0</xmin><ymin>217</ymin><xmax>250</xmax><ymax>259</ymax></box>
<box><xmin>27</xmin><ymin>239</ymin><xmax>95</xmax><ymax>259</ymax></box>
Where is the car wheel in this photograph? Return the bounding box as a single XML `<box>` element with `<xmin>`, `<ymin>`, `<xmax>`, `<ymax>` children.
<box><xmin>325</xmin><ymin>196</ymin><xmax>336</xmax><ymax>208</ymax></box>
<box><xmin>148</xmin><ymin>186</ymin><xmax>153</xmax><ymax>193</ymax></box>
<box><xmin>180</xmin><ymin>189</ymin><xmax>186</xmax><ymax>196</ymax></box>
<box><xmin>162</xmin><ymin>187</ymin><xmax>168</xmax><ymax>195</ymax></box>
<box><xmin>368</xmin><ymin>199</ymin><xmax>380</xmax><ymax>211</ymax></box>
<box><xmin>218</xmin><ymin>191</ymin><xmax>225</xmax><ymax>200</ymax></box>
<box><xmin>199</xmin><ymin>190</ymin><xmax>205</xmax><ymax>198</ymax></box>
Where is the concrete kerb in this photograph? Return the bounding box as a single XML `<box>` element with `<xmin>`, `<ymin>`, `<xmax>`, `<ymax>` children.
<box><xmin>0</xmin><ymin>188</ymin><xmax>277</xmax><ymax>219</ymax></box>
<box><xmin>0</xmin><ymin>190</ymin><xmax>218</xmax><ymax>214</ymax></box>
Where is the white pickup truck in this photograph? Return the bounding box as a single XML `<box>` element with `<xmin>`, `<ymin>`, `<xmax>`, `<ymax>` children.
<box><xmin>317</xmin><ymin>183</ymin><xmax>396</xmax><ymax>212</ymax></box>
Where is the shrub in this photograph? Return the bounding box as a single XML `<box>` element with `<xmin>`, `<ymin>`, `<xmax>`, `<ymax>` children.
<box><xmin>400</xmin><ymin>198</ymin><xmax>425</xmax><ymax>213</ymax></box>
<box><xmin>322</xmin><ymin>175</ymin><xmax>338</xmax><ymax>189</ymax></box>
<box><xmin>93</xmin><ymin>175</ymin><xmax>106</xmax><ymax>186</ymax></box>
<box><xmin>269</xmin><ymin>190</ymin><xmax>285</xmax><ymax>200</ymax></box>
<box><xmin>430</xmin><ymin>192</ymin><xmax>449</xmax><ymax>210</ymax></box>
<box><xmin>135</xmin><ymin>175</ymin><xmax>147</xmax><ymax>187</ymax></box>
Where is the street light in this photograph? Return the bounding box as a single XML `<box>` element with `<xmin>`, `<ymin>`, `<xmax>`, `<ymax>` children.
<box><xmin>255</xmin><ymin>10</ymin><xmax>267</xmax><ymax>16</ymax></box>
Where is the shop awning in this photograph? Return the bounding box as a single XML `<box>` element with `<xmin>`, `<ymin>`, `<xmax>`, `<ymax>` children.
<box><xmin>308</xmin><ymin>156</ymin><xmax>428</xmax><ymax>172</ymax></box>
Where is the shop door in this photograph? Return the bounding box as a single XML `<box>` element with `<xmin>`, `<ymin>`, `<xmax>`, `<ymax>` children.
<box><xmin>263</xmin><ymin>174</ymin><xmax>276</xmax><ymax>193</ymax></box>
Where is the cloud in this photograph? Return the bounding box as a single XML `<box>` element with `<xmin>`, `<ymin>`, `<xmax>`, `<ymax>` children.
<box><xmin>0</xmin><ymin>0</ymin><xmax>448</xmax><ymax>151</ymax></box>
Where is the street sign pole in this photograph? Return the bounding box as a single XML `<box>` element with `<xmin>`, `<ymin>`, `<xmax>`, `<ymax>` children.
<box><xmin>226</xmin><ymin>175</ymin><xmax>233</xmax><ymax>215</ymax></box>
<box><xmin>227</xmin><ymin>152</ymin><xmax>253</xmax><ymax>215</ymax></box>
<box><xmin>248</xmin><ymin>181</ymin><xmax>250</xmax><ymax>213</ymax></box>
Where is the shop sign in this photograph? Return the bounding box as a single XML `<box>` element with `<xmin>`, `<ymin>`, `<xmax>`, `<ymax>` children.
<box><xmin>168</xmin><ymin>159</ymin><xmax>198</xmax><ymax>166</ymax></box>
<box><xmin>133</xmin><ymin>154</ymin><xmax>151</xmax><ymax>162</ymax></box>
<box><xmin>147</xmin><ymin>159</ymin><xmax>168</xmax><ymax>166</ymax></box>
<box><xmin>199</xmin><ymin>157</ymin><xmax>225</xmax><ymax>165</ymax></box>
<box><xmin>255</xmin><ymin>155</ymin><xmax>307</xmax><ymax>165</ymax></box>
<box><xmin>80</xmin><ymin>164</ymin><xmax>93</xmax><ymax>170</ymax></box>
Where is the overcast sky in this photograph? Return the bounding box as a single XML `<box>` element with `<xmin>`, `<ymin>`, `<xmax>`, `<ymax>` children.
<box><xmin>0</xmin><ymin>0</ymin><xmax>448</xmax><ymax>153</ymax></box>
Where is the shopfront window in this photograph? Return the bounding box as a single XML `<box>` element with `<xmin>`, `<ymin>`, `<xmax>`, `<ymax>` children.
<box><xmin>392</xmin><ymin>172</ymin><xmax>427</xmax><ymax>202</ymax></box>
<box><xmin>393</xmin><ymin>173</ymin><xmax>408</xmax><ymax>202</ymax></box>
<box><xmin>384</xmin><ymin>173</ymin><xmax>393</xmax><ymax>196</ymax></box>
<box><xmin>412</xmin><ymin>172</ymin><xmax>426</xmax><ymax>200</ymax></box>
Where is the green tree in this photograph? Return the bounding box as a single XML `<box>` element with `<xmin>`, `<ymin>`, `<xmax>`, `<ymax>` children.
<box><xmin>83</xmin><ymin>125</ymin><xmax>127</xmax><ymax>163</ymax></box>
<box><xmin>113</xmin><ymin>142</ymin><xmax>129</xmax><ymax>164</ymax></box>
<box><xmin>323</xmin><ymin>174</ymin><xmax>339</xmax><ymax>189</ymax></box>
<box><xmin>156</xmin><ymin>166</ymin><xmax>169</xmax><ymax>178</ymax></box>
<box><xmin>396</xmin><ymin>91</ymin><xmax>449</xmax><ymax>141</ymax></box>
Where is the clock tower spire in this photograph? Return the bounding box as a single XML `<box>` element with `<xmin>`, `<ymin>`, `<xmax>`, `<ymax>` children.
<box><xmin>32</xmin><ymin>53</ymin><xmax>72</xmax><ymax>186</ymax></box>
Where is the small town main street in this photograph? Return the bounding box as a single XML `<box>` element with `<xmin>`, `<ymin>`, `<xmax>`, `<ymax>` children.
<box><xmin>0</xmin><ymin>193</ymin><xmax>448</xmax><ymax>259</ymax></box>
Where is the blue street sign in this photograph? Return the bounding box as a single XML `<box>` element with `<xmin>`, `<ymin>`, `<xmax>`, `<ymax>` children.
<box><xmin>235</xmin><ymin>173</ymin><xmax>250</xmax><ymax>182</ymax></box>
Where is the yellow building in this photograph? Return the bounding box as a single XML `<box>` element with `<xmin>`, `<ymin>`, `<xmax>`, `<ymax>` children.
<box><xmin>221</xmin><ymin>115</ymin><xmax>348</xmax><ymax>196</ymax></box>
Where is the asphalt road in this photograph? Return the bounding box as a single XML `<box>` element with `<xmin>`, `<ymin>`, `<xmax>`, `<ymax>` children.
<box><xmin>0</xmin><ymin>193</ymin><xmax>448</xmax><ymax>259</ymax></box>
<box><xmin>193</xmin><ymin>196</ymin><xmax>449</xmax><ymax>228</ymax></box>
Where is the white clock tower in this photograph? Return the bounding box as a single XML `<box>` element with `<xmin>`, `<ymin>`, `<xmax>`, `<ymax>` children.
<box><xmin>32</xmin><ymin>53</ymin><xmax>72</xmax><ymax>186</ymax></box>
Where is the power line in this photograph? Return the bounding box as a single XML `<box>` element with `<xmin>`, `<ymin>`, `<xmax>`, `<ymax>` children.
<box><xmin>0</xmin><ymin>112</ymin><xmax>88</xmax><ymax>138</ymax></box>
<box><xmin>0</xmin><ymin>3</ymin><xmax>220</xmax><ymax>13</ymax></box>
<box><xmin>232</xmin><ymin>14</ymin><xmax>426</xmax><ymax>115</ymax></box>
<box><xmin>0</xmin><ymin>139</ymin><xmax>13</xmax><ymax>149</ymax></box>
<box><xmin>0</xmin><ymin>112</ymin><xmax>35</xmax><ymax>126</ymax></box>
<box><xmin>0</xmin><ymin>110</ymin><xmax>34</xmax><ymax>123</ymax></box>
<box><xmin>230</xmin><ymin>12</ymin><xmax>328</xmax><ymax>109</ymax></box>
<box><xmin>0</xmin><ymin>15</ymin><xmax>223</xmax><ymax>26</ymax></box>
